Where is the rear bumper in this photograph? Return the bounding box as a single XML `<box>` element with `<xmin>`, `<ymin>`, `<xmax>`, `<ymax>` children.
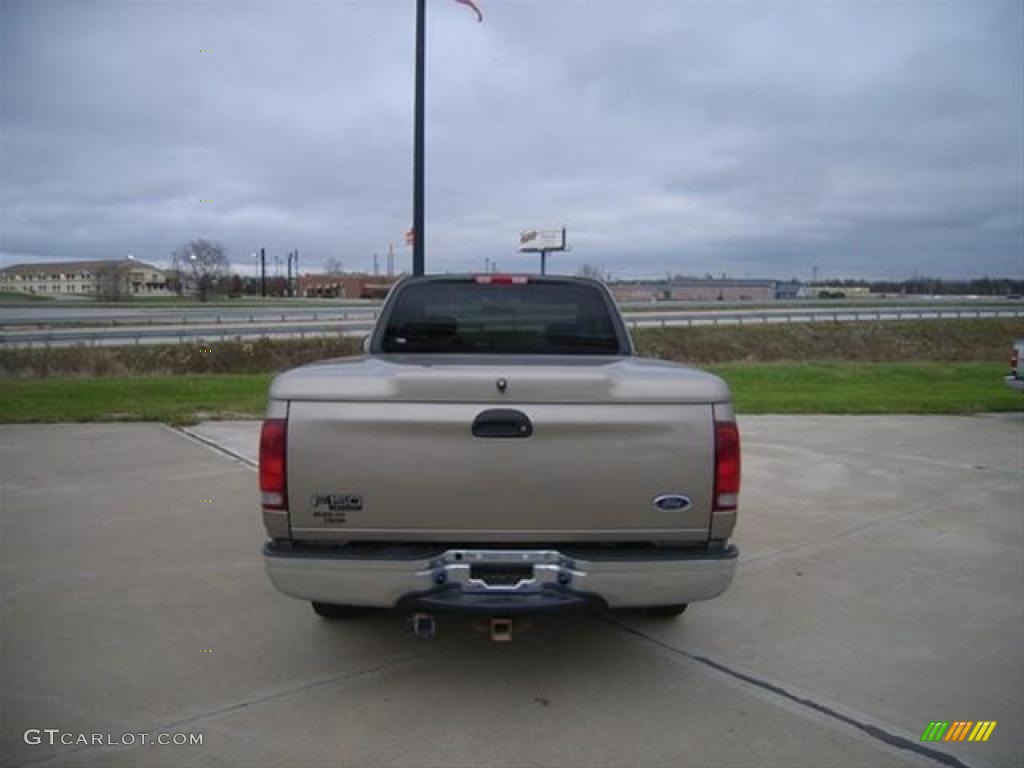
<box><xmin>263</xmin><ymin>542</ymin><xmax>737</xmax><ymax>611</ymax></box>
<box><xmin>1004</xmin><ymin>375</ymin><xmax>1024</xmax><ymax>392</ymax></box>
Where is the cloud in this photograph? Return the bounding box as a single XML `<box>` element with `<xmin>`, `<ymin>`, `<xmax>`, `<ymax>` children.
<box><xmin>1</xmin><ymin>0</ymin><xmax>1021</xmax><ymax>279</ymax></box>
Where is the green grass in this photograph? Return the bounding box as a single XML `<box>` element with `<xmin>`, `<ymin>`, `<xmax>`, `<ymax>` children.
<box><xmin>0</xmin><ymin>362</ymin><xmax>1018</xmax><ymax>424</ymax></box>
<box><xmin>0</xmin><ymin>374</ymin><xmax>271</xmax><ymax>426</ymax></box>
<box><xmin>0</xmin><ymin>291</ymin><xmax>52</xmax><ymax>303</ymax></box>
<box><xmin>707</xmin><ymin>361</ymin><xmax>1021</xmax><ymax>414</ymax></box>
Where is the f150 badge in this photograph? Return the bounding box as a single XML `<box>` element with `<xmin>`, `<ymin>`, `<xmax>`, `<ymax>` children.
<box><xmin>310</xmin><ymin>493</ymin><xmax>362</xmax><ymax>523</ymax></box>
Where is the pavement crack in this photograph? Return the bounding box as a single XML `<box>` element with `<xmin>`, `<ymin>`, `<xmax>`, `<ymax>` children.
<box><xmin>746</xmin><ymin>440</ymin><xmax>1023</xmax><ymax>480</ymax></box>
<box><xmin>13</xmin><ymin>646</ymin><xmax>440</xmax><ymax>768</ymax></box>
<box><xmin>596</xmin><ymin>614</ymin><xmax>976</xmax><ymax>768</ymax></box>
<box><xmin>156</xmin><ymin>647</ymin><xmax>439</xmax><ymax>731</ymax></box>
<box><xmin>166</xmin><ymin>424</ymin><xmax>257</xmax><ymax>469</ymax></box>
<box><xmin>739</xmin><ymin>477</ymin><xmax>1022</xmax><ymax>569</ymax></box>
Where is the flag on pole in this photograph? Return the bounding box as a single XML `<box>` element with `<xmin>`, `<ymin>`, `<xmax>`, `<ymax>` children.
<box><xmin>405</xmin><ymin>229</ymin><xmax>415</xmax><ymax>246</ymax></box>
<box><xmin>454</xmin><ymin>0</ymin><xmax>483</xmax><ymax>23</ymax></box>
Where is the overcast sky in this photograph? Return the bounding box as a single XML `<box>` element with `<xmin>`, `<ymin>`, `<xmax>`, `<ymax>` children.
<box><xmin>1</xmin><ymin>0</ymin><xmax>1021</xmax><ymax>280</ymax></box>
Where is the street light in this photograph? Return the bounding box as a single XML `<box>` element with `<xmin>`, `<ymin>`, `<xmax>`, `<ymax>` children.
<box><xmin>412</xmin><ymin>0</ymin><xmax>426</xmax><ymax>276</ymax></box>
<box><xmin>410</xmin><ymin>0</ymin><xmax>481</xmax><ymax>275</ymax></box>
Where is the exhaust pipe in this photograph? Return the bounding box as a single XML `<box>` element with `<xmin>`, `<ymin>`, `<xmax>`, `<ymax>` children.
<box><xmin>490</xmin><ymin>616</ymin><xmax>513</xmax><ymax>642</ymax></box>
<box><xmin>410</xmin><ymin>612</ymin><xmax>436</xmax><ymax>640</ymax></box>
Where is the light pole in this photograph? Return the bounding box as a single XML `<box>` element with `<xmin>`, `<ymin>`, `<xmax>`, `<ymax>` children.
<box><xmin>411</xmin><ymin>0</ymin><xmax>481</xmax><ymax>274</ymax></box>
<box><xmin>189</xmin><ymin>252</ymin><xmax>198</xmax><ymax>300</ymax></box>
<box><xmin>412</xmin><ymin>0</ymin><xmax>426</xmax><ymax>276</ymax></box>
<box><xmin>260</xmin><ymin>247</ymin><xmax>266</xmax><ymax>297</ymax></box>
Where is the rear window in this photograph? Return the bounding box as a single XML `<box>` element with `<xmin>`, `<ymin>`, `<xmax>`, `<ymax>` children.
<box><xmin>378</xmin><ymin>279</ymin><xmax>626</xmax><ymax>355</ymax></box>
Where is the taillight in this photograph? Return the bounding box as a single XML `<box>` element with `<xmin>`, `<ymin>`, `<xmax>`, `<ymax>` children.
<box><xmin>713</xmin><ymin>420</ymin><xmax>740</xmax><ymax>511</ymax></box>
<box><xmin>259</xmin><ymin>418</ymin><xmax>287</xmax><ymax>509</ymax></box>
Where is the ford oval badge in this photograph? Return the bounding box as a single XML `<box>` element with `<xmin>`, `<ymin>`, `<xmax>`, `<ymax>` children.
<box><xmin>653</xmin><ymin>494</ymin><xmax>691</xmax><ymax>512</ymax></box>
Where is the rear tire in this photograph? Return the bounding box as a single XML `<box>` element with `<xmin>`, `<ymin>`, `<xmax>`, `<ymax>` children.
<box><xmin>311</xmin><ymin>601</ymin><xmax>371</xmax><ymax>619</ymax></box>
<box><xmin>636</xmin><ymin>603</ymin><xmax>688</xmax><ymax>618</ymax></box>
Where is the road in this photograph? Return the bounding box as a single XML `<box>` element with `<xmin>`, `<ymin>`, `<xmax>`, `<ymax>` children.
<box><xmin>1</xmin><ymin>296</ymin><xmax>1016</xmax><ymax>326</ymax></box>
<box><xmin>0</xmin><ymin>303</ymin><xmax>378</xmax><ymax>325</ymax></box>
<box><xmin>2</xmin><ymin>305</ymin><xmax>1021</xmax><ymax>348</ymax></box>
<box><xmin>2</xmin><ymin>415</ymin><xmax>1021</xmax><ymax>767</ymax></box>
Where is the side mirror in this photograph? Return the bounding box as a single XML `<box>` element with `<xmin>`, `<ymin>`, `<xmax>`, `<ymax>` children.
<box><xmin>361</xmin><ymin>335</ymin><xmax>372</xmax><ymax>354</ymax></box>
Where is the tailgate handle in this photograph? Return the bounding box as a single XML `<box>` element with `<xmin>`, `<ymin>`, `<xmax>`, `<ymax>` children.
<box><xmin>472</xmin><ymin>409</ymin><xmax>533</xmax><ymax>438</ymax></box>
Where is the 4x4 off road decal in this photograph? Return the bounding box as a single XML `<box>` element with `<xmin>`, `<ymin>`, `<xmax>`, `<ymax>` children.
<box><xmin>921</xmin><ymin>721</ymin><xmax>996</xmax><ymax>742</ymax></box>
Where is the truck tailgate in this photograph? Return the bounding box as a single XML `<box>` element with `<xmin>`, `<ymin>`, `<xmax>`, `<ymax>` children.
<box><xmin>286</xmin><ymin>400</ymin><xmax>714</xmax><ymax>543</ymax></box>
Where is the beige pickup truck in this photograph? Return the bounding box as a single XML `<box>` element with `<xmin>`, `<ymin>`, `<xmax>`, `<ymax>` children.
<box><xmin>260</xmin><ymin>275</ymin><xmax>740</xmax><ymax>633</ymax></box>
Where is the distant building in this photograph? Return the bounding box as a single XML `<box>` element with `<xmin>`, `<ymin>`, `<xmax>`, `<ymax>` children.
<box><xmin>668</xmin><ymin>279</ymin><xmax>777</xmax><ymax>302</ymax></box>
<box><xmin>774</xmin><ymin>281</ymin><xmax>807</xmax><ymax>300</ymax></box>
<box><xmin>0</xmin><ymin>258</ymin><xmax>170</xmax><ymax>297</ymax></box>
<box><xmin>298</xmin><ymin>274</ymin><xmax>400</xmax><ymax>300</ymax></box>
<box><xmin>609</xmin><ymin>283</ymin><xmax>665</xmax><ymax>302</ymax></box>
<box><xmin>610</xmin><ymin>278</ymin><xmax>783</xmax><ymax>303</ymax></box>
<box><xmin>811</xmin><ymin>284</ymin><xmax>871</xmax><ymax>297</ymax></box>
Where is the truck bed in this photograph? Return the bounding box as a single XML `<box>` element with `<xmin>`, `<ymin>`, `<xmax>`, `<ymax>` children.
<box><xmin>273</xmin><ymin>355</ymin><xmax>728</xmax><ymax>543</ymax></box>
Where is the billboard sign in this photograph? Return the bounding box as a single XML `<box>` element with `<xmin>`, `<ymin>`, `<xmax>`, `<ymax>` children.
<box><xmin>519</xmin><ymin>229</ymin><xmax>566</xmax><ymax>252</ymax></box>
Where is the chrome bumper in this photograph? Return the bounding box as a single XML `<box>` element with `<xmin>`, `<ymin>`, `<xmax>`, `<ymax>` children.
<box><xmin>263</xmin><ymin>543</ymin><xmax>737</xmax><ymax>611</ymax></box>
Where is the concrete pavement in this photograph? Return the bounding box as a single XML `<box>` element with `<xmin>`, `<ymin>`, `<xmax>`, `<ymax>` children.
<box><xmin>1</xmin><ymin>416</ymin><xmax>1021</xmax><ymax>767</ymax></box>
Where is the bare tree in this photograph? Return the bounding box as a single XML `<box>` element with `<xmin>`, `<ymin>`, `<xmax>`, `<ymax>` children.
<box><xmin>165</xmin><ymin>269</ymin><xmax>184</xmax><ymax>297</ymax></box>
<box><xmin>95</xmin><ymin>262</ymin><xmax>125</xmax><ymax>301</ymax></box>
<box><xmin>323</xmin><ymin>257</ymin><xmax>345</xmax><ymax>275</ymax></box>
<box><xmin>577</xmin><ymin>263</ymin><xmax>605</xmax><ymax>281</ymax></box>
<box><xmin>170</xmin><ymin>239</ymin><xmax>230</xmax><ymax>302</ymax></box>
